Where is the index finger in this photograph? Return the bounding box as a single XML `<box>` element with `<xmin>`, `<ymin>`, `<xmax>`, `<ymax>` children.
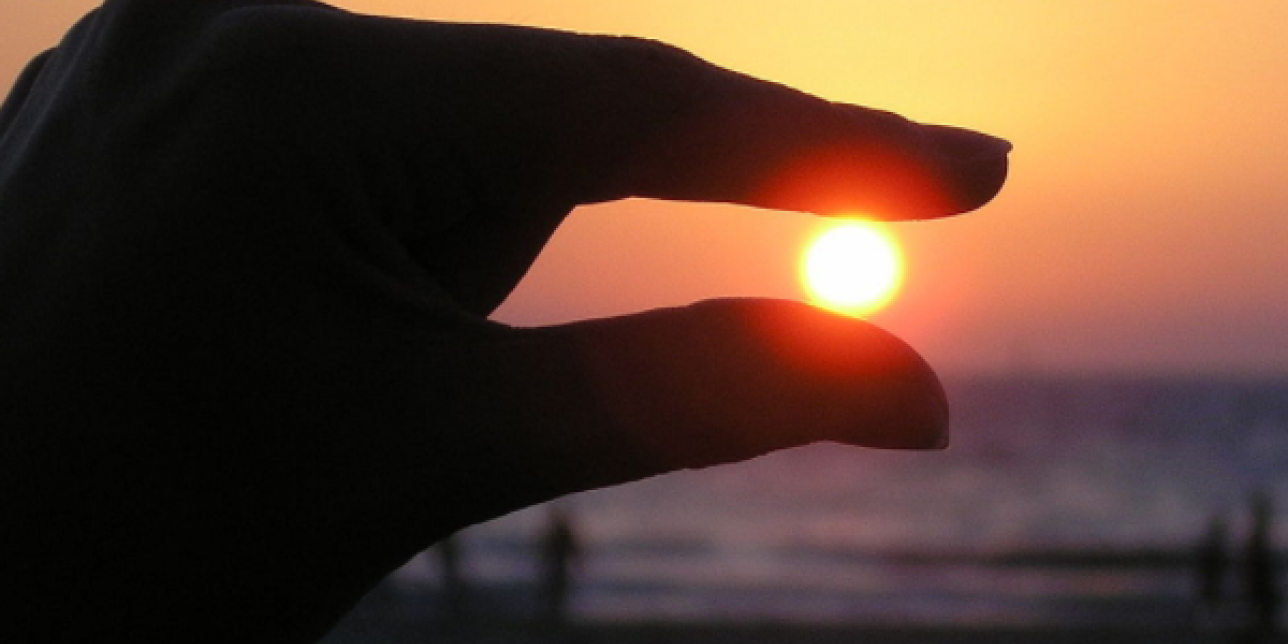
<box><xmin>608</xmin><ymin>53</ymin><xmax>1013</xmax><ymax>218</ymax></box>
<box><xmin>311</xmin><ymin>12</ymin><xmax>1010</xmax><ymax>218</ymax></box>
<box><xmin>636</xmin><ymin>104</ymin><xmax>1012</xmax><ymax>219</ymax></box>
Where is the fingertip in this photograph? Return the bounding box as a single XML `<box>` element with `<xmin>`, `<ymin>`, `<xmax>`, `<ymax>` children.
<box><xmin>724</xmin><ymin>299</ymin><xmax>951</xmax><ymax>452</ymax></box>
<box><xmin>750</xmin><ymin>117</ymin><xmax>1011</xmax><ymax>220</ymax></box>
<box><xmin>910</xmin><ymin>371</ymin><xmax>951</xmax><ymax>450</ymax></box>
<box><xmin>920</xmin><ymin>125</ymin><xmax>1011</xmax><ymax>216</ymax></box>
<box><xmin>859</xmin><ymin>336</ymin><xmax>951</xmax><ymax>451</ymax></box>
<box><xmin>951</xmin><ymin>152</ymin><xmax>1010</xmax><ymax>215</ymax></box>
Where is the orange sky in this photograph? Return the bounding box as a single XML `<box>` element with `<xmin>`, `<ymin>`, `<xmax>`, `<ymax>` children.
<box><xmin>4</xmin><ymin>1</ymin><xmax>1287</xmax><ymax>375</ymax></box>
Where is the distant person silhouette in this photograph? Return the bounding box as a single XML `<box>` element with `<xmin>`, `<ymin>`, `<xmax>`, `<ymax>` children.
<box><xmin>539</xmin><ymin>507</ymin><xmax>582</xmax><ymax>625</ymax></box>
<box><xmin>433</xmin><ymin>536</ymin><xmax>467</xmax><ymax>622</ymax></box>
<box><xmin>0</xmin><ymin>1</ymin><xmax>1008</xmax><ymax>641</ymax></box>
<box><xmin>1194</xmin><ymin>514</ymin><xmax>1229</xmax><ymax>628</ymax></box>
<box><xmin>1244</xmin><ymin>492</ymin><xmax>1281</xmax><ymax>638</ymax></box>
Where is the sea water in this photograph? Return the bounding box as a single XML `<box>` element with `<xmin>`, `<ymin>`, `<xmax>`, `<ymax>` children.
<box><xmin>386</xmin><ymin>375</ymin><xmax>1288</xmax><ymax>627</ymax></box>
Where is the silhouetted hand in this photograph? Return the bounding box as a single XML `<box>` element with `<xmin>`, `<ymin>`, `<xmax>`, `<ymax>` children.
<box><xmin>0</xmin><ymin>1</ymin><xmax>1009</xmax><ymax>641</ymax></box>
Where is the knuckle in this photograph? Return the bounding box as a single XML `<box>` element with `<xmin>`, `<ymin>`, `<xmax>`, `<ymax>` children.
<box><xmin>592</xmin><ymin>35</ymin><xmax>708</xmax><ymax>80</ymax></box>
<box><xmin>178</xmin><ymin>8</ymin><xmax>354</xmax><ymax>128</ymax></box>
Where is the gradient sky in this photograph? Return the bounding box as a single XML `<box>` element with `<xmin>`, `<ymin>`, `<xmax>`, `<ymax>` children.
<box><xmin>4</xmin><ymin>1</ymin><xmax>1287</xmax><ymax>375</ymax></box>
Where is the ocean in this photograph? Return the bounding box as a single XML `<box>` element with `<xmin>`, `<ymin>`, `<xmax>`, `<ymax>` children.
<box><xmin>367</xmin><ymin>375</ymin><xmax>1288</xmax><ymax>628</ymax></box>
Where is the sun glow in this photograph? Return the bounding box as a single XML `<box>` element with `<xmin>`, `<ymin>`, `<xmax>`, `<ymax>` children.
<box><xmin>801</xmin><ymin>221</ymin><xmax>904</xmax><ymax>316</ymax></box>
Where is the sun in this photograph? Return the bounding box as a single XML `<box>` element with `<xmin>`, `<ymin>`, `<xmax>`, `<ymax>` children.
<box><xmin>800</xmin><ymin>221</ymin><xmax>904</xmax><ymax>316</ymax></box>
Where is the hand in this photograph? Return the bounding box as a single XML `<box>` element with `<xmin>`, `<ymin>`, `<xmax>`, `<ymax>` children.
<box><xmin>0</xmin><ymin>1</ymin><xmax>1009</xmax><ymax>641</ymax></box>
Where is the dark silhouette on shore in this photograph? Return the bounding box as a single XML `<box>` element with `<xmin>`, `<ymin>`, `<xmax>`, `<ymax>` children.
<box><xmin>1242</xmin><ymin>492</ymin><xmax>1281</xmax><ymax>641</ymax></box>
<box><xmin>1196</xmin><ymin>513</ymin><xmax>1231</xmax><ymax>628</ymax></box>
<box><xmin>539</xmin><ymin>507</ymin><xmax>583</xmax><ymax>625</ymax></box>
<box><xmin>433</xmin><ymin>536</ymin><xmax>467</xmax><ymax>622</ymax></box>
<box><xmin>0</xmin><ymin>1</ymin><xmax>1008</xmax><ymax>641</ymax></box>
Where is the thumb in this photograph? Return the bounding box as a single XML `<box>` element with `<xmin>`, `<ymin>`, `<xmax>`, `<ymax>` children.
<box><xmin>574</xmin><ymin>299</ymin><xmax>950</xmax><ymax>466</ymax></box>
<box><xmin>457</xmin><ymin>299</ymin><xmax>947</xmax><ymax>516</ymax></box>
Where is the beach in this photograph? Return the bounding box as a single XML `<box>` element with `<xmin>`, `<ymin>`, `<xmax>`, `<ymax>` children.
<box><xmin>322</xmin><ymin>614</ymin><xmax>1271</xmax><ymax>644</ymax></box>
<box><xmin>319</xmin><ymin>375</ymin><xmax>1288</xmax><ymax>643</ymax></box>
<box><xmin>318</xmin><ymin>570</ymin><xmax>1282</xmax><ymax>644</ymax></box>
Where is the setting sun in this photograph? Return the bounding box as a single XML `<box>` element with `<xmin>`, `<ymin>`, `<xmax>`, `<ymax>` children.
<box><xmin>801</xmin><ymin>221</ymin><xmax>903</xmax><ymax>316</ymax></box>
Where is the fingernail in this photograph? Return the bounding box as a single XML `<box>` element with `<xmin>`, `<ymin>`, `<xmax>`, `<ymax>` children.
<box><xmin>927</xmin><ymin>397</ymin><xmax>951</xmax><ymax>450</ymax></box>
<box><xmin>878</xmin><ymin>371</ymin><xmax>950</xmax><ymax>451</ymax></box>
<box><xmin>927</xmin><ymin>125</ymin><xmax>1012</xmax><ymax>160</ymax></box>
<box><xmin>913</xmin><ymin>370</ymin><xmax>951</xmax><ymax>450</ymax></box>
